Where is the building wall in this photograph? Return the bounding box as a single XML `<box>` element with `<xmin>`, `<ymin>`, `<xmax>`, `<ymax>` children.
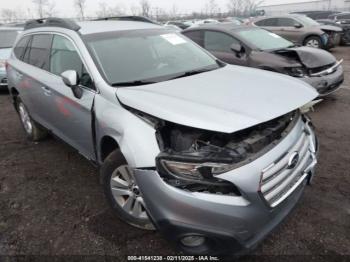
<box><xmin>261</xmin><ymin>0</ymin><xmax>350</xmax><ymax>15</ymax></box>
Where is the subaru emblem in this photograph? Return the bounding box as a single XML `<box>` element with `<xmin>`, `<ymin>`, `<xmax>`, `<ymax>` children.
<box><xmin>287</xmin><ymin>152</ymin><xmax>300</xmax><ymax>169</ymax></box>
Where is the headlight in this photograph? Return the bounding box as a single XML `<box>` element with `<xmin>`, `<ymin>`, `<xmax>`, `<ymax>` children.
<box><xmin>160</xmin><ymin>160</ymin><xmax>235</xmax><ymax>180</ymax></box>
<box><xmin>287</xmin><ymin>67</ymin><xmax>307</xmax><ymax>78</ymax></box>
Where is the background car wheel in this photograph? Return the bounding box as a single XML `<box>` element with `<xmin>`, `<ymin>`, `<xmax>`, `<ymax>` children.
<box><xmin>304</xmin><ymin>36</ymin><xmax>323</xmax><ymax>49</ymax></box>
<box><xmin>16</xmin><ymin>98</ymin><xmax>48</xmax><ymax>141</ymax></box>
<box><xmin>101</xmin><ymin>150</ymin><xmax>155</xmax><ymax>230</ymax></box>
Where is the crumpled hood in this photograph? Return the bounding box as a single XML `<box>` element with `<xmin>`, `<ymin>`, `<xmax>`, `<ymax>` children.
<box><xmin>275</xmin><ymin>46</ymin><xmax>336</xmax><ymax>68</ymax></box>
<box><xmin>320</xmin><ymin>25</ymin><xmax>343</xmax><ymax>32</ymax></box>
<box><xmin>116</xmin><ymin>65</ymin><xmax>318</xmax><ymax>133</ymax></box>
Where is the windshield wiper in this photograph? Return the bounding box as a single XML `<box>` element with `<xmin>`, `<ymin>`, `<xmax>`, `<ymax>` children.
<box><xmin>112</xmin><ymin>80</ymin><xmax>157</xmax><ymax>87</ymax></box>
<box><xmin>171</xmin><ymin>67</ymin><xmax>216</xmax><ymax>80</ymax></box>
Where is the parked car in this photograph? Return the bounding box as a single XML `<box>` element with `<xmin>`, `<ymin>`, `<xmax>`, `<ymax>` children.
<box><xmin>7</xmin><ymin>17</ymin><xmax>319</xmax><ymax>256</ymax></box>
<box><xmin>317</xmin><ymin>19</ymin><xmax>350</xmax><ymax>45</ymax></box>
<box><xmin>329</xmin><ymin>12</ymin><xmax>350</xmax><ymax>23</ymax></box>
<box><xmin>253</xmin><ymin>14</ymin><xmax>343</xmax><ymax>49</ymax></box>
<box><xmin>163</xmin><ymin>24</ymin><xmax>182</xmax><ymax>32</ymax></box>
<box><xmin>0</xmin><ymin>26</ymin><xmax>22</xmax><ymax>90</ymax></box>
<box><xmin>291</xmin><ymin>11</ymin><xmax>341</xmax><ymax>20</ymax></box>
<box><xmin>164</xmin><ymin>21</ymin><xmax>190</xmax><ymax>30</ymax></box>
<box><xmin>190</xmin><ymin>19</ymin><xmax>220</xmax><ymax>28</ymax></box>
<box><xmin>183</xmin><ymin>24</ymin><xmax>344</xmax><ymax>97</ymax></box>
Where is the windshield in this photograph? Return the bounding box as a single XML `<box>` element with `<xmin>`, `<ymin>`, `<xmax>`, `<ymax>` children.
<box><xmin>297</xmin><ymin>16</ymin><xmax>320</xmax><ymax>26</ymax></box>
<box><xmin>0</xmin><ymin>30</ymin><xmax>21</xmax><ymax>48</ymax></box>
<box><xmin>237</xmin><ymin>28</ymin><xmax>294</xmax><ymax>51</ymax></box>
<box><xmin>84</xmin><ymin>30</ymin><xmax>220</xmax><ymax>86</ymax></box>
<box><xmin>0</xmin><ymin>48</ymin><xmax>12</xmax><ymax>60</ymax></box>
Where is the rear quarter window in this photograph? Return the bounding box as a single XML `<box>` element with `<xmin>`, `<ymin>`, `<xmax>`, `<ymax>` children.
<box><xmin>14</xmin><ymin>36</ymin><xmax>31</xmax><ymax>60</ymax></box>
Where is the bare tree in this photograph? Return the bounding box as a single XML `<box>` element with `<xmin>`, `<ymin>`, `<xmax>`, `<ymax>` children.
<box><xmin>96</xmin><ymin>1</ymin><xmax>124</xmax><ymax>18</ymax></box>
<box><xmin>139</xmin><ymin>0</ymin><xmax>151</xmax><ymax>17</ymax></box>
<box><xmin>74</xmin><ymin>0</ymin><xmax>87</xmax><ymax>20</ymax></box>
<box><xmin>227</xmin><ymin>0</ymin><xmax>263</xmax><ymax>17</ymax></box>
<box><xmin>203</xmin><ymin>0</ymin><xmax>221</xmax><ymax>17</ymax></box>
<box><xmin>32</xmin><ymin>0</ymin><xmax>56</xmax><ymax>18</ymax></box>
<box><xmin>170</xmin><ymin>4</ymin><xmax>179</xmax><ymax>19</ymax></box>
<box><xmin>130</xmin><ymin>4</ymin><xmax>140</xmax><ymax>16</ymax></box>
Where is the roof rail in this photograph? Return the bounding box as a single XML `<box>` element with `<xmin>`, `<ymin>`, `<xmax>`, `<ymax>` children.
<box><xmin>94</xmin><ymin>16</ymin><xmax>158</xmax><ymax>25</ymax></box>
<box><xmin>24</xmin><ymin>17</ymin><xmax>81</xmax><ymax>31</ymax></box>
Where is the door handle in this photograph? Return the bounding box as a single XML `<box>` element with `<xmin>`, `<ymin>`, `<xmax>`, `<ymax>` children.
<box><xmin>41</xmin><ymin>86</ymin><xmax>52</xmax><ymax>96</ymax></box>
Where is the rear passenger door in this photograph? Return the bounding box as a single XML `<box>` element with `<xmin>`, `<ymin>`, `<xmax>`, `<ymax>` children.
<box><xmin>47</xmin><ymin>34</ymin><xmax>96</xmax><ymax>160</ymax></box>
<box><xmin>274</xmin><ymin>18</ymin><xmax>302</xmax><ymax>43</ymax></box>
<box><xmin>14</xmin><ymin>34</ymin><xmax>56</xmax><ymax>130</ymax></box>
<box><xmin>203</xmin><ymin>30</ymin><xmax>247</xmax><ymax>66</ymax></box>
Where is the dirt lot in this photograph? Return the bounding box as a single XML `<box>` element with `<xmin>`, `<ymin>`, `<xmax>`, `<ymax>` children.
<box><xmin>0</xmin><ymin>47</ymin><xmax>349</xmax><ymax>262</ymax></box>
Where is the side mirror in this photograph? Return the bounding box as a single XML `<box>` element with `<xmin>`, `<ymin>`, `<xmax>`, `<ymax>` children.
<box><xmin>294</xmin><ymin>23</ymin><xmax>303</xmax><ymax>29</ymax></box>
<box><xmin>61</xmin><ymin>70</ymin><xmax>78</xmax><ymax>87</ymax></box>
<box><xmin>230</xmin><ymin>43</ymin><xmax>242</xmax><ymax>53</ymax></box>
<box><xmin>61</xmin><ymin>70</ymin><xmax>83</xmax><ymax>99</ymax></box>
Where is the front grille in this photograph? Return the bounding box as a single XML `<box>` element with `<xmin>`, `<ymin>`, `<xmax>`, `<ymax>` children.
<box><xmin>0</xmin><ymin>77</ymin><xmax>7</xmax><ymax>84</ymax></box>
<box><xmin>309</xmin><ymin>63</ymin><xmax>335</xmax><ymax>75</ymax></box>
<box><xmin>260</xmin><ymin>123</ymin><xmax>317</xmax><ymax>208</ymax></box>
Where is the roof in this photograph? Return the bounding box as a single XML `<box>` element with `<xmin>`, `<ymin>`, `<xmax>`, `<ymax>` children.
<box><xmin>184</xmin><ymin>23</ymin><xmax>253</xmax><ymax>33</ymax></box>
<box><xmin>77</xmin><ymin>21</ymin><xmax>162</xmax><ymax>35</ymax></box>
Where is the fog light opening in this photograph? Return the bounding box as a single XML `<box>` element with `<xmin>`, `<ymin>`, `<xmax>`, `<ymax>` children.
<box><xmin>180</xmin><ymin>235</ymin><xmax>206</xmax><ymax>248</ymax></box>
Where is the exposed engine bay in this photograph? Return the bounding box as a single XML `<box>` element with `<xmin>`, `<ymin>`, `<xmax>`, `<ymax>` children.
<box><xmin>133</xmin><ymin>110</ymin><xmax>300</xmax><ymax>195</ymax></box>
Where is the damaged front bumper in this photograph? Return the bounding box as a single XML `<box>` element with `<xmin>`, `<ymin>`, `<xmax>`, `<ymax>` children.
<box><xmin>302</xmin><ymin>63</ymin><xmax>344</xmax><ymax>97</ymax></box>
<box><xmin>134</xmin><ymin>117</ymin><xmax>318</xmax><ymax>255</ymax></box>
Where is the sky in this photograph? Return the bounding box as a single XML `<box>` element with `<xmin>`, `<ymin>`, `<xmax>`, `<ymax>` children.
<box><xmin>0</xmin><ymin>0</ymin><xmax>306</xmax><ymax>18</ymax></box>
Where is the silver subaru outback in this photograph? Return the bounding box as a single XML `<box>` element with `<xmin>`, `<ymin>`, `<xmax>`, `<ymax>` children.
<box><xmin>6</xmin><ymin>17</ymin><xmax>319</xmax><ymax>256</ymax></box>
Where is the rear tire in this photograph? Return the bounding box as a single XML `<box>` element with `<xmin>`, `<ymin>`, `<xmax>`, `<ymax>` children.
<box><xmin>101</xmin><ymin>149</ymin><xmax>155</xmax><ymax>230</ymax></box>
<box><xmin>16</xmin><ymin>97</ymin><xmax>48</xmax><ymax>142</ymax></box>
<box><xmin>304</xmin><ymin>36</ymin><xmax>323</xmax><ymax>49</ymax></box>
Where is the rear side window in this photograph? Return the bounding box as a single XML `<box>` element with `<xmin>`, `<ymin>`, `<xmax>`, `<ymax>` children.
<box><xmin>14</xmin><ymin>36</ymin><xmax>31</xmax><ymax>60</ymax></box>
<box><xmin>204</xmin><ymin>31</ymin><xmax>237</xmax><ymax>52</ymax></box>
<box><xmin>50</xmin><ymin>35</ymin><xmax>93</xmax><ymax>89</ymax></box>
<box><xmin>28</xmin><ymin>34</ymin><xmax>53</xmax><ymax>70</ymax></box>
<box><xmin>183</xmin><ymin>31</ymin><xmax>203</xmax><ymax>46</ymax></box>
<box><xmin>256</xmin><ymin>18</ymin><xmax>278</xmax><ymax>27</ymax></box>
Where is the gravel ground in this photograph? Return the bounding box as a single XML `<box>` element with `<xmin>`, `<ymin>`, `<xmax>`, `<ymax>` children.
<box><xmin>0</xmin><ymin>47</ymin><xmax>349</xmax><ymax>262</ymax></box>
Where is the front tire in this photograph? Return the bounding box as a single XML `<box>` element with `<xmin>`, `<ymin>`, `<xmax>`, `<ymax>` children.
<box><xmin>101</xmin><ymin>150</ymin><xmax>155</xmax><ymax>230</ymax></box>
<box><xmin>16</xmin><ymin>98</ymin><xmax>48</xmax><ymax>141</ymax></box>
<box><xmin>304</xmin><ymin>36</ymin><xmax>323</xmax><ymax>49</ymax></box>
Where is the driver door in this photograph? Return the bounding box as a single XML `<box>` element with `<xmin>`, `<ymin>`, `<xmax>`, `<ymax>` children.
<box><xmin>47</xmin><ymin>34</ymin><xmax>96</xmax><ymax>160</ymax></box>
<box><xmin>203</xmin><ymin>30</ymin><xmax>247</xmax><ymax>66</ymax></box>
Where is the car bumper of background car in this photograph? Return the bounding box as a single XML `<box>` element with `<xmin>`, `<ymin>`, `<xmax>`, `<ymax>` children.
<box><xmin>0</xmin><ymin>70</ymin><xmax>8</xmax><ymax>89</ymax></box>
<box><xmin>302</xmin><ymin>65</ymin><xmax>344</xmax><ymax>97</ymax></box>
<box><xmin>134</xmin><ymin>117</ymin><xmax>318</xmax><ymax>256</ymax></box>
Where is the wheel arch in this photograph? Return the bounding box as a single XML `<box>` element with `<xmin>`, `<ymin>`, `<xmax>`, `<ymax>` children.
<box><xmin>100</xmin><ymin>135</ymin><xmax>120</xmax><ymax>163</ymax></box>
<box><xmin>10</xmin><ymin>87</ymin><xmax>19</xmax><ymax>110</ymax></box>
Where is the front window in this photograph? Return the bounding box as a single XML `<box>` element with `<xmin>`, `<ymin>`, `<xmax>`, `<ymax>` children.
<box><xmin>50</xmin><ymin>35</ymin><xmax>93</xmax><ymax>89</ymax></box>
<box><xmin>204</xmin><ymin>31</ymin><xmax>238</xmax><ymax>52</ymax></box>
<box><xmin>237</xmin><ymin>28</ymin><xmax>294</xmax><ymax>51</ymax></box>
<box><xmin>84</xmin><ymin>30</ymin><xmax>220</xmax><ymax>86</ymax></box>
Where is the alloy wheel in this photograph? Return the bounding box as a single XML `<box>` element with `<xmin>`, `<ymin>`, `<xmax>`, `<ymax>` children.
<box><xmin>110</xmin><ymin>165</ymin><xmax>149</xmax><ymax>221</ymax></box>
<box><xmin>18</xmin><ymin>103</ymin><xmax>33</xmax><ymax>135</ymax></box>
<box><xmin>306</xmin><ymin>39</ymin><xmax>320</xmax><ymax>48</ymax></box>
